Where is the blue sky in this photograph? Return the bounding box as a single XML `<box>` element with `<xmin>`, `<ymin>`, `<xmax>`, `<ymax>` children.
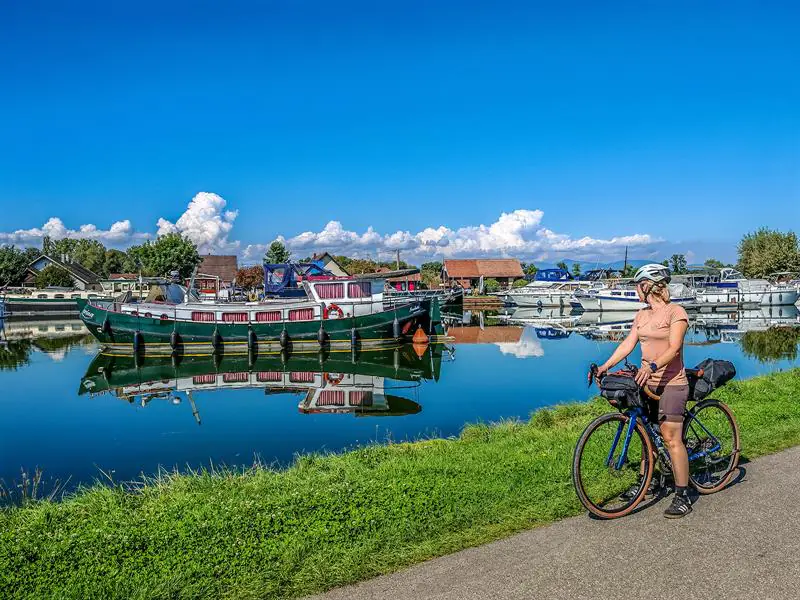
<box><xmin>1</xmin><ymin>1</ymin><xmax>798</xmax><ymax>264</ymax></box>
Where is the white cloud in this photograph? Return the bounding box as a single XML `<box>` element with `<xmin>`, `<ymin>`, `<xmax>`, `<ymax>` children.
<box><xmin>495</xmin><ymin>330</ymin><xmax>545</xmax><ymax>358</ymax></box>
<box><xmin>2</xmin><ymin>195</ymin><xmax>663</xmax><ymax>264</ymax></box>
<box><xmin>244</xmin><ymin>208</ymin><xmax>658</xmax><ymax>262</ymax></box>
<box><xmin>0</xmin><ymin>217</ymin><xmax>146</xmax><ymax>247</ymax></box>
<box><xmin>156</xmin><ymin>192</ymin><xmax>239</xmax><ymax>254</ymax></box>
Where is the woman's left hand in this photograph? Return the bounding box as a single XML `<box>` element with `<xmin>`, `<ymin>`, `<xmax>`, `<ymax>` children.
<box><xmin>635</xmin><ymin>363</ymin><xmax>653</xmax><ymax>387</ymax></box>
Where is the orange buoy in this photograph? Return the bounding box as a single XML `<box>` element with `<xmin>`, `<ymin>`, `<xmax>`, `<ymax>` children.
<box><xmin>412</xmin><ymin>326</ymin><xmax>429</xmax><ymax>345</ymax></box>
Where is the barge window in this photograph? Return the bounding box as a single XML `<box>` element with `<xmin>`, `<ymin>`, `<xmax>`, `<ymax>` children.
<box><xmin>222</xmin><ymin>312</ymin><xmax>248</xmax><ymax>323</ymax></box>
<box><xmin>37</xmin><ymin>294</ymin><xmax>47</xmax><ymax>299</ymax></box>
<box><xmin>289</xmin><ymin>371</ymin><xmax>315</xmax><ymax>383</ymax></box>
<box><xmin>191</xmin><ymin>311</ymin><xmax>216</xmax><ymax>322</ymax></box>
<box><xmin>255</xmin><ymin>311</ymin><xmax>282</xmax><ymax>322</ymax></box>
<box><xmin>222</xmin><ymin>372</ymin><xmax>249</xmax><ymax>383</ymax></box>
<box><xmin>316</xmin><ymin>283</ymin><xmax>344</xmax><ymax>299</ymax></box>
<box><xmin>193</xmin><ymin>374</ymin><xmax>216</xmax><ymax>385</ymax></box>
<box><xmin>350</xmin><ymin>391</ymin><xmax>373</xmax><ymax>407</ymax></box>
<box><xmin>71</xmin><ymin>294</ymin><xmax>81</xmax><ymax>299</ymax></box>
<box><xmin>289</xmin><ymin>308</ymin><xmax>314</xmax><ymax>321</ymax></box>
<box><xmin>256</xmin><ymin>371</ymin><xmax>283</xmax><ymax>382</ymax></box>
<box><xmin>54</xmin><ymin>294</ymin><xmax>65</xmax><ymax>299</ymax></box>
<box><xmin>318</xmin><ymin>390</ymin><xmax>345</xmax><ymax>406</ymax></box>
<box><xmin>348</xmin><ymin>282</ymin><xmax>371</xmax><ymax>298</ymax></box>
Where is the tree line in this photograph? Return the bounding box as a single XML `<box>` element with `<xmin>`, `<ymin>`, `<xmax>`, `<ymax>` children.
<box><xmin>3</xmin><ymin>227</ymin><xmax>798</xmax><ymax>290</ymax></box>
<box><xmin>0</xmin><ymin>234</ymin><xmax>202</xmax><ymax>288</ymax></box>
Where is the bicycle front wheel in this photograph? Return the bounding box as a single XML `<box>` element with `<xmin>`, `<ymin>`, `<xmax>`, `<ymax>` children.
<box><xmin>684</xmin><ymin>399</ymin><xmax>740</xmax><ymax>494</ymax></box>
<box><xmin>573</xmin><ymin>412</ymin><xmax>654</xmax><ymax>519</ymax></box>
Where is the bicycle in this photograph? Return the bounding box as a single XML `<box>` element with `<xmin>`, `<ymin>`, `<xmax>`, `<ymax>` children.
<box><xmin>572</xmin><ymin>362</ymin><xmax>741</xmax><ymax>519</ymax></box>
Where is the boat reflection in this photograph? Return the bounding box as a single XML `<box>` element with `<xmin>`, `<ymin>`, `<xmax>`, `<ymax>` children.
<box><xmin>447</xmin><ymin>306</ymin><xmax>800</xmax><ymax>360</ymax></box>
<box><xmin>79</xmin><ymin>345</ymin><xmax>446</xmax><ymax>420</ymax></box>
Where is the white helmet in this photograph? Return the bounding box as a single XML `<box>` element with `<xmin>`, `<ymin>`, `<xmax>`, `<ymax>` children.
<box><xmin>633</xmin><ymin>263</ymin><xmax>671</xmax><ymax>284</ymax></box>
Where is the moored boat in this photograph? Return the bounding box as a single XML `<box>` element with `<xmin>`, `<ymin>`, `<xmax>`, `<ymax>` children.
<box><xmin>77</xmin><ymin>273</ymin><xmax>441</xmax><ymax>355</ymax></box>
<box><xmin>694</xmin><ymin>268</ymin><xmax>799</xmax><ymax>307</ymax></box>
<box><xmin>576</xmin><ymin>283</ymin><xmax>696</xmax><ymax>312</ymax></box>
<box><xmin>2</xmin><ymin>288</ymin><xmax>112</xmax><ymax>316</ymax></box>
<box><xmin>500</xmin><ymin>269</ymin><xmax>604</xmax><ymax>308</ymax></box>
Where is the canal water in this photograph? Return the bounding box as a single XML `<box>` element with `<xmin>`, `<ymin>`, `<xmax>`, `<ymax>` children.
<box><xmin>1</xmin><ymin>306</ymin><xmax>799</xmax><ymax>495</ymax></box>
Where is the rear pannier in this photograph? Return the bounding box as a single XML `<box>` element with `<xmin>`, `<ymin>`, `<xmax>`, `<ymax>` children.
<box><xmin>600</xmin><ymin>373</ymin><xmax>643</xmax><ymax>409</ymax></box>
<box><xmin>690</xmin><ymin>359</ymin><xmax>736</xmax><ymax>401</ymax></box>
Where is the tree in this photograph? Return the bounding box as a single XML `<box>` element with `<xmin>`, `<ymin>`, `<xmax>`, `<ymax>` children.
<box><xmin>621</xmin><ymin>264</ymin><xmax>637</xmax><ymax>278</ymax></box>
<box><xmin>264</xmin><ymin>240</ymin><xmax>291</xmax><ymax>264</ymax></box>
<box><xmin>23</xmin><ymin>247</ymin><xmax>40</xmax><ymax>261</ymax></box>
<box><xmin>703</xmin><ymin>258</ymin><xmax>726</xmax><ymax>269</ymax></box>
<box><xmin>572</xmin><ymin>262</ymin><xmax>581</xmax><ymax>277</ymax></box>
<box><xmin>483</xmin><ymin>278</ymin><xmax>500</xmax><ymax>293</ymax></box>
<box><xmin>343</xmin><ymin>258</ymin><xmax>380</xmax><ymax>274</ymax></box>
<box><xmin>512</xmin><ymin>278</ymin><xmax>529</xmax><ymax>288</ymax></box>
<box><xmin>0</xmin><ymin>246</ymin><xmax>30</xmax><ymax>287</ymax></box>
<box><xmin>103</xmin><ymin>249</ymin><xmax>128</xmax><ymax>277</ymax></box>
<box><xmin>556</xmin><ymin>261</ymin><xmax>569</xmax><ymax>271</ymax></box>
<box><xmin>669</xmin><ymin>254</ymin><xmax>688</xmax><ymax>275</ymax></box>
<box><xmin>52</xmin><ymin>239</ymin><xmax>106</xmax><ymax>275</ymax></box>
<box><xmin>35</xmin><ymin>265</ymin><xmax>74</xmax><ymax>288</ymax></box>
<box><xmin>420</xmin><ymin>261</ymin><xmax>443</xmax><ymax>288</ymax></box>
<box><xmin>236</xmin><ymin>266</ymin><xmax>264</xmax><ymax>290</ymax></box>
<box><xmin>737</xmin><ymin>228</ymin><xmax>800</xmax><ymax>278</ymax></box>
<box><xmin>127</xmin><ymin>233</ymin><xmax>201</xmax><ymax>279</ymax></box>
<box><xmin>522</xmin><ymin>262</ymin><xmax>538</xmax><ymax>277</ymax></box>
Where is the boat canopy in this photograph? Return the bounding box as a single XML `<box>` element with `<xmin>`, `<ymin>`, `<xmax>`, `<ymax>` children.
<box><xmin>263</xmin><ymin>262</ymin><xmax>333</xmax><ymax>294</ymax></box>
<box><xmin>534</xmin><ymin>269</ymin><xmax>573</xmax><ymax>282</ymax></box>
<box><xmin>580</xmin><ymin>269</ymin><xmax>623</xmax><ymax>281</ymax></box>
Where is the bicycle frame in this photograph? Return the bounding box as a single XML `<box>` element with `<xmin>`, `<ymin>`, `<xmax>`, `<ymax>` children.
<box><xmin>606</xmin><ymin>406</ymin><xmax>723</xmax><ymax>472</ymax></box>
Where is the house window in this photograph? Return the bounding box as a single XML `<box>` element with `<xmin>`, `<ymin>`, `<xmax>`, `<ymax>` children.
<box><xmin>191</xmin><ymin>312</ymin><xmax>216</xmax><ymax>322</ymax></box>
<box><xmin>222</xmin><ymin>312</ymin><xmax>248</xmax><ymax>323</ymax></box>
<box><xmin>289</xmin><ymin>308</ymin><xmax>314</xmax><ymax>321</ymax></box>
<box><xmin>255</xmin><ymin>311</ymin><xmax>282</xmax><ymax>322</ymax></box>
<box><xmin>316</xmin><ymin>283</ymin><xmax>344</xmax><ymax>299</ymax></box>
<box><xmin>348</xmin><ymin>282</ymin><xmax>371</xmax><ymax>298</ymax></box>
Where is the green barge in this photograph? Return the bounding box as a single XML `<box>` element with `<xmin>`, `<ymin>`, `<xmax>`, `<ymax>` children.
<box><xmin>77</xmin><ymin>275</ymin><xmax>441</xmax><ymax>355</ymax></box>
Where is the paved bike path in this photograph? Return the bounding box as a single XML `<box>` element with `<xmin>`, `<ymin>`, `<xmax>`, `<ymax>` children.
<box><xmin>309</xmin><ymin>446</ymin><xmax>800</xmax><ymax>600</ymax></box>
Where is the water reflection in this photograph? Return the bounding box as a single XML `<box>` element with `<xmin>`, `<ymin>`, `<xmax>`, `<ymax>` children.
<box><xmin>486</xmin><ymin>306</ymin><xmax>800</xmax><ymax>350</ymax></box>
<box><xmin>79</xmin><ymin>345</ymin><xmax>446</xmax><ymax>422</ymax></box>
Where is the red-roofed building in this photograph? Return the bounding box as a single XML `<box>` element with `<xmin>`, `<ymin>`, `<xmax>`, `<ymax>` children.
<box><xmin>442</xmin><ymin>259</ymin><xmax>523</xmax><ymax>290</ymax></box>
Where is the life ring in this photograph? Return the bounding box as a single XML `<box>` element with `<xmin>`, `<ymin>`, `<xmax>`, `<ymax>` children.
<box><xmin>324</xmin><ymin>304</ymin><xmax>345</xmax><ymax>319</ymax></box>
<box><xmin>248</xmin><ymin>292</ymin><xmax>258</xmax><ymax>302</ymax></box>
<box><xmin>324</xmin><ymin>372</ymin><xmax>344</xmax><ymax>386</ymax></box>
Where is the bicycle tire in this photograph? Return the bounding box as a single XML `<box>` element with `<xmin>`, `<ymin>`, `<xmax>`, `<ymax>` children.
<box><xmin>684</xmin><ymin>399</ymin><xmax>740</xmax><ymax>494</ymax></box>
<box><xmin>573</xmin><ymin>412</ymin><xmax>655</xmax><ymax>519</ymax></box>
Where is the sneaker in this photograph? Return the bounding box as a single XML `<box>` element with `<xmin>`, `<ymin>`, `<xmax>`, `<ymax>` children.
<box><xmin>621</xmin><ymin>477</ymin><xmax>659</xmax><ymax>501</ymax></box>
<box><xmin>663</xmin><ymin>493</ymin><xmax>693</xmax><ymax>518</ymax></box>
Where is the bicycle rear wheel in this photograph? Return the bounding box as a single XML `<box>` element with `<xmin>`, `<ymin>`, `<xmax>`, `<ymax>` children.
<box><xmin>573</xmin><ymin>412</ymin><xmax>654</xmax><ymax>519</ymax></box>
<box><xmin>684</xmin><ymin>399</ymin><xmax>740</xmax><ymax>494</ymax></box>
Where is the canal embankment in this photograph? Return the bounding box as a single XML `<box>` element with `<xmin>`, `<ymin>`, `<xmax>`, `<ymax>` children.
<box><xmin>1</xmin><ymin>368</ymin><xmax>799</xmax><ymax>599</ymax></box>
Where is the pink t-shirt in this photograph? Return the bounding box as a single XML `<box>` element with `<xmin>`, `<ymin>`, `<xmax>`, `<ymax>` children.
<box><xmin>634</xmin><ymin>303</ymin><xmax>689</xmax><ymax>387</ymax></box>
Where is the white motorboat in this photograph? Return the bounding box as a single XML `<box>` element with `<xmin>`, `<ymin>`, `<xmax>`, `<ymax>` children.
<box><xmin>576</xmin><ymin>283</ymin><xmax>696</xmax><ymax>312</ymax></box>
<box><xmin>694</xmin><ymin>268</ymin><xmax>799</xmax><ymax>307</ymax></box>
<box><xmin>500</xmin><ymin>269</ymin><xmax>605</xmax><ymax>308</ymax></box>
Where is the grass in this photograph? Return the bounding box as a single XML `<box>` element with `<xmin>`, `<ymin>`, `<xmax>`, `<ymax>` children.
<box><xmin>1</xmin><ymin>368</ymin><xmax>799</xmax><ymax>599</ymax></box>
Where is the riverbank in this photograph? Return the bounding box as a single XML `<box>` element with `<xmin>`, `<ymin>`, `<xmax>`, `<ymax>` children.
<box><xmin>1</xmin><ymin>369</ymin><xmax>799</xmax><ymax>599</ymax></box>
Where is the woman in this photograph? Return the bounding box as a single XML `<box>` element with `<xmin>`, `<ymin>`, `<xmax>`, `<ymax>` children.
<box><xmin>596</xmin><ymin>263</ymin><xmax>692</xmax><ymax>518</ymax></box>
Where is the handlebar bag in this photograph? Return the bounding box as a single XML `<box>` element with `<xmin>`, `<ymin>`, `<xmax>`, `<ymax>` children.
<box><xmin>690</xmin><ymin>359</ymin><xmax>736</xmax><ymax>401</ymax></box>
<box><xmin>600</xmin><ymin>373</ymin><xmax>643</xmax><ymax>409</ymax></box>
